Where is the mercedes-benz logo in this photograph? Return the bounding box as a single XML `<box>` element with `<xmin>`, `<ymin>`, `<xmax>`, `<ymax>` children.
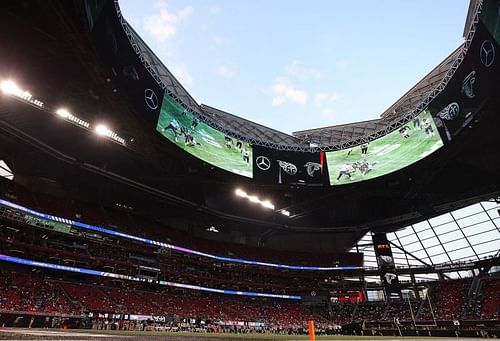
<box><xmin>256</xmin><ymin>156</ymin><xmax>271</xmax><ymax>171</ymax></box>
<box><xmin>480</xmin><ymin>40</ymin><xmax>495</xmax><ymax>67</ymax></box>
<box><xmin>144</xmin><ymin>89</ymin><xmax>159</xmax><ymax>110</ymax></box>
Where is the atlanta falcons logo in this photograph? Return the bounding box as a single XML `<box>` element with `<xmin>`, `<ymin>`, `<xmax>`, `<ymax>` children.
<box><xmin>304</xmin><ymin>162</ymin><xmax>321</xmax><ymax>177</ymax></box>
<box><xmin>384</xmin><ymin>273</ymin><xmax>397</xmax><ymax>285</ymax></box>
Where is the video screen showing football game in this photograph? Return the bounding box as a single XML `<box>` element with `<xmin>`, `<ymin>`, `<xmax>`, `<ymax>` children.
<box><xmin>326</xmin><ymin>109</ymin><xmax>443</xmax><ymax>185</ymax></box>
<box><xmin>156</xmin><ymin>93</ymin><xmax>253</xmax><ymax>178</ymax></box>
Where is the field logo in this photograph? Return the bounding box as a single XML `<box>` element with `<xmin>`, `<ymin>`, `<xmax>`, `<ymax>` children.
<box><xmin>277</xmin><ymin>160</ymin><xmax>297</xmax><ymax>175</ymax></box>
<box><xmin>256</xmin><ymin>156</ymin><xmax>271</xmax><ymax>171</ymax></box>
<box><xmin>461</xmin><ymin>71</ymin><xmax>476</xmax><ymax>98</ymax></box>
<box><xmin>480</xmin><ymin>40</ymin><xmax>495</xmax><ymax>67</ymax></box>
<box><xmin>304</xmin><ymin>162</ymin><xmax>321</xmax><ymax>177</ymax></box>
<box><xmin>144</xmin><ymin>89</ymin><xmax>159</xmax><ymax>110</ymax></box>
<box><xmin>437</xmin><ymin>102</ymin><xmax>460</xmax><ymax>120</ymax></box>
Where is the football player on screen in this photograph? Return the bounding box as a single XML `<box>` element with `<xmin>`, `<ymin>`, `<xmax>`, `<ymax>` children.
<box><xmin>161</xmin><ymin>119</ymin><xmax>181</xmax><ymax>142</ymax></box>
<box><xmin>423</xmin><ymin>118</ymin><xmax>435</xmax><ymax>137</ymax></box>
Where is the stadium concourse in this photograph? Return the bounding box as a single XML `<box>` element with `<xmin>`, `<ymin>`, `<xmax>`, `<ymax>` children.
<box><xmin>0</xmin><ymin>0</ymin><xmax>499</xmax><ymax>339</ymax></box>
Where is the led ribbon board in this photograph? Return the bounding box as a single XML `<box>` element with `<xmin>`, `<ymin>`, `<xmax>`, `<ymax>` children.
<box><xmin>0</xmin><ymin>198</ymin><xmax>361</xmax><ymax>271</ymax></box>
<box><xmin>0</xmin><ymin>254</ymin><xmax>301</xmax><ymax>300</ymax></box>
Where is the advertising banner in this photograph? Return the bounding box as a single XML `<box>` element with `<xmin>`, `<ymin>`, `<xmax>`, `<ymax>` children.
<box><xmin>91</xmin><ymin>1</ymin><xmax>164</xmax><ymax>128</ymax></box>
<box><xmin>429</xmin><ymin>22</ymin><xmax>500</xmax><ymax>141</ymax></box>
<box><xmin>372</xmin><ymin>233</ymin><xmax>401</xmax><ymax>299</ymax></box>
<box><xmin>252</xmin><ymin>146</ymin><xmax>329</xmax><ymax>185</ymax></box>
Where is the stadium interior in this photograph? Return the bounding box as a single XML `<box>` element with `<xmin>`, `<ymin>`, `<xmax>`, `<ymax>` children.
<box><xmin>0</xmin><ymin>0</ymin><xmax>498</xmax><ymax>339</ymax></box>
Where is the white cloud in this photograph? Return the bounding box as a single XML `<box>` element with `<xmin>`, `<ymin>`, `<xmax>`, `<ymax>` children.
<box><xmin>217</xmin><ymin>64</ymin><xmax>236</xmax><ymax>79</ymax></box>
<box><xmin>314</xmin><ymin>92</ymin><xmax>341</xmax><ymax>105</ymax></box>
<box><xmin>269</xmin><ymin>77</ymin><xmax>308</xmax><ymax>106</ymax></box>
<box><xmin>285</xmin><ymin>60</ymin><xmax>322</xmax><ymax>81</ymax></box>
<box><xmin>169</xmin><ymin>62</ymin><xmax>193</xmax><ymax>85</ymax></box>
<box><xmin>144</xmin><ymin>1</ymin><xmax>193</xmax><ymax>42</ymax></box>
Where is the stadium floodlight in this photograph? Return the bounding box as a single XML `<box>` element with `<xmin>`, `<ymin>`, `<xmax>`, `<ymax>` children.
<box><xmin>235</xmin><ymin>188</ymin><xmax>247</xmax><ymax>197</ymax></box>
<box><xmin>248</xmin><ymin>195</ymin><xmax>259</xmax><ymax>203</ymax></box>
<box><xmin>281</xmin><ymin>210</ymin><xmax>290</xmax><ymax>216</ymax></box>
<box><xmin>261</xmin><ymin>200</ymin><xmax>275</xmax><ymax>210</ymax></box>
<box><xmin>1</xmin><ymin>80</ymin><xmax>19</xmax><ymax>95</ymax></box>
<box><xmin>56</xmin><ymin>109</ymin><xmax>90</xmax><ymax>128</ymax></box>
<box><xmin>95</xmin><ymin>124</ymin><xmax>110</xmax><ymax>136</ymax></box>
<box><xmin>94</xmin><ymin>124</ymin><xmax>126</xmax><ymax>145</ymax></box>
<box><xmin>56</xmin><ymin>108</ymin><xmax>70</xmax><ymax>119</ymax></box>
<box><xmin>1</xmin><ymin>80</ymin><xmax>43</xmax><ymax>107</ymax></box>
<box><xmin>235</xmin><ymin>188</ymin><xmax>275</xmax><ymax>210</ymax></box>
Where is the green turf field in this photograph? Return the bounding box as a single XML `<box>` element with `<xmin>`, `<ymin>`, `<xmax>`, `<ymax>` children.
<box><xmin>60</xmin><ymin>329</ymin><xmax>471</xmax><ymax>340</ymax></box>
<box><xmin>326</xmin><ymin>110</ymin><xmax>443</xmax><ymax>185</ymax></box>
<box><xmin>156</xmin><ymin>93</ymin><xmax>253</xmax><ymax>178</ymax></box>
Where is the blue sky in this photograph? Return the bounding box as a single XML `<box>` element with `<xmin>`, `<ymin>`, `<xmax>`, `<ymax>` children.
<box><xmin>119</xmin><ymin>0</ymin><xmax>470</xmax><ymax>134</ymax></box>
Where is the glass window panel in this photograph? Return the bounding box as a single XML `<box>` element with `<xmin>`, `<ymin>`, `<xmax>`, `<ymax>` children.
<box><xmin>486</xmin><ymin>208</ymin><xmax>500</xmax><ymax>219</ymax></box>
<box><xmin>458</xmin><ymin>270</ymin><xmax>473</xmax><ymax>278</ymax></box>
<box><xmin>415</xmin><ymin>273</ymin><xmax>439</xmax><ymax>280</ymax></box>
<box><xmin>468</xmin><ymin>230</ymin><xmax>500</xmax><ymax>245</ymax></box>
<box><xmin>432</xmin><ymin>221</ymin><xmax>459</xmax><ymax>234</ymax></box>
<box><xmin>387</xmin><ymin>232</ymin><xmax>398</xmax><ymax>240</ymax></box>
<box><xmin>402</xmin><ymin>242</ymin><xmax>421</xmax><ymax>253</ymax></box>
<box><xmin>417</xmin><ymin>228</ymin><xmax>436</xmax><ymax>240</ymax></box>
<box><xmin>447</xmin><ymin>247</ymin><xmax>476</xmax><ymax>260</ymax></box>
<box><xmin>476</xmin><ymin>249</ymin><xmax>499</xmax><ymax>258</ymax></box>
<box><xmin>421</xmin><ymin>237</ymin><xmax>440</xmax><ymax>248</ymax></box>
<box><xmin>443</xmin><ymin>238</ymin><xmax>470</xmax><ymax>252</ymax></box>
<box><xmin>398</xmin><ymin>275</ymin><xmax>411</xmax><ymax>282</ymax></box>
<box><xmin>462</xmin><ymin>220</ymin><xmax>496</xmax><ymax>236</ymax></box>
<box><xmin>429</xmin><ymin>253</ymin><xmax>450</xmax><ymax>264</ymax></box>
<box><xmin>439</xmin><ymin>229</ymin><xmax>465</xmax><ymax>243</ymax></box>
<box><xmin>452</xmin><ymin>204</ymin><xmax>483</xmax><ymax>219</ymax></box>
<box><xmin>411</xmin><ymin>249</ymin><xmax>428</xmax><ymax>260</ymax></box>
<box><xmin>413</xmin><ymin>221</ymin><xmax>431</xmax><ymax>232</ymax></box>
<box><xmin>472</xmin><ymin>239</ymin><xmax>500</xmax><ymax>254</ymax></box>
<box><xmin>426</xmin><ymin>244</ymin><xmax>445</xmax><ymax>256</ymax></box>
<box><xmin>395</xmin><ymin>229</ymin><xmax>414</xmax><ymax>239</ymax></box>
<box><xmin>392</xmin><ymin>249</ymin><xmax>406</xmax><ymax>255</ymax></box>
<box><xmin>494</xmin><ymin>218</ymin><xmax>500</xmax><ymax>228</ymax></box>
<box><xmin>480</xmin><ymin>201</ymin><xmax>500</xmax><ymax>210</ymax></box>
<box><xmin>457</xmin><ymin>212</ymin><xmax>489</xmax><ymax>228</ymax></box>
<box><xmin>429</xmin><ymin>213</ymin><xmax>453</xmax><ymax>227</ymax></box>
<box><xmin>408</xmin><ymin>258</ymin><xmax>425</xmax><ymax>266</ymax></box>
<box><xmin>365</xmin><ymin>276</ymin><xmax>381</xmax><ymax>283</ymax></box>
<box><xmin>449</xmin><ymin>272</ymin><xmax>463</xmax><ymax>279</ymax></box>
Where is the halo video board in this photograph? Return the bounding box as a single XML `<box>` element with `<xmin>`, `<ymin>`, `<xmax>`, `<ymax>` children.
<box><xmin>156</xmin><ymin>93</ymin><xmax>253</xmax><ymax>178</ymax></box>
<box><xmin>326</xmin><ymin>109</ymin><xmax>444</xmax><ymax>185</ymax></box>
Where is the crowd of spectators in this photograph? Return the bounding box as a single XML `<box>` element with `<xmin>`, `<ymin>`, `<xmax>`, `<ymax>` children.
<box><xmin>0</xmin><ymin>270</ymin><xmax>498</xmax><ymax>334</ymax></box>
<box><xmin>0</xmin><ymin>214</ymin><xmax>336</xmax><ymax>294</ymax></box>
<box><xmin>419</xmin><ymin>279</ymin><xmax>470</xmax><ymax>320</ymax></box>
<box><xmin>0</xmin><ymin>272</ymin><xmax>79</xmax><ymax>315</ymax></box>
<box><xmin>479</xmin><ymin>278</ymin><xmax>500</xmax><ymax>320</ymax></box>
<box><xmin>0</xmin><ymin>180</ymin><xmax>361</xmax><ymax>267</ymax></box>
